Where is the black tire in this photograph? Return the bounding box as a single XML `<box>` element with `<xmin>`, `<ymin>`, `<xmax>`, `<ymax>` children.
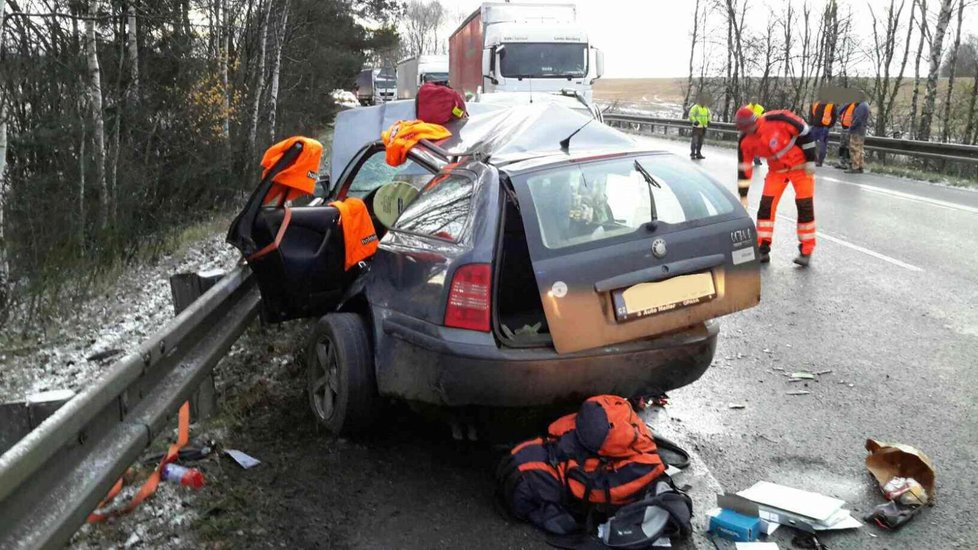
<box><xmin>304</xmin><ymin>313</ymin><xmax>380</xmax><ymax>435</ymax></box>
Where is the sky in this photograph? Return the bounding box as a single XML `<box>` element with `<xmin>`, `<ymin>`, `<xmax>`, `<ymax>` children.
<box><xmin>435</xmin><ymin>0</ymin><xmax>977</xmax><ymax>78</ymax></box>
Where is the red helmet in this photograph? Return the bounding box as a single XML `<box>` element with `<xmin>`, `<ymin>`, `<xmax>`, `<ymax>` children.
<box><xmin>735</xmin><ymin>106</ymin><xmax>758</xmax><ymax>132</ymax></box>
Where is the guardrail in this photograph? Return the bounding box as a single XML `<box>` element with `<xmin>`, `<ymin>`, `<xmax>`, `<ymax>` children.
<box><xmin>603</xmin><ymin>113</ymin><xmax>978</xmax><ymax>167</ymax></box>
<box><xmin>0</xmin><ymin>265</ymin><xmax>259</xmax><ymax>550</ymax></box>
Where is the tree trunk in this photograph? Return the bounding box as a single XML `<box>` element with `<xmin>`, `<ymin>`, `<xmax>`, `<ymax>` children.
<box><xmin>219</xmin><ymin>0</ymin><xmax>230</xmax><ymax>144</ymax></box>
<box><xmin>249</xmin><ymin>0</ymin><xmax>270</xmax><ymax>157</ymax></box>
<box><xmin>0</xmin><ymin>0</ymin><xmax>9</xmax><ymax>294</ymax></box>
<box><xmin>85</xmin><ymin>17</ymin><xmax>108</xmax><ymax>230</ymax></box>
<box><xmin>127</xmin><ymin>4</ymin><xmax>138</xmax><ymax>99</ymax></box>
<box><xmin>917</xmin><ymin>0</ymin><xmax>954</xmax><ymax>142</ymax></box>
<box><xmin>909</xmin><ymin>0</ymin><xmax>928</xmax><ymax>138</ymax></box>
<box><xmin>964</xmin><ymin>66</ymin><xmax>978</xmax><ymax>144</ymax></box>
<box><xmin>267</xmin><ymin>3</ymin><xmax>288</xmax><ymax>143</ymax></box>
<box><xmin>681</xmin><ymin>0</ymin><xmax>701</xmax><ymax>116</ymax></box>
<box><xmin>940</xmin><ymin>0</ymin><xmax>964</xmax><ymax>142</ymax></box>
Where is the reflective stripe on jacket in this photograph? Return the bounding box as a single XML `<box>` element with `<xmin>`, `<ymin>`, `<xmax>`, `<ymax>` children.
<box><xmin>737</xmin><ymin>110</ymin><xmax>817</xmax><ymax>180</ymax></box>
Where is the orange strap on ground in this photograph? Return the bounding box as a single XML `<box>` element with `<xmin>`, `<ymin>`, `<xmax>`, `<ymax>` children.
<box><xmin>87</xmin><ymin>401</ymin><xmax>192</xmax><ymax>523</ymax></box>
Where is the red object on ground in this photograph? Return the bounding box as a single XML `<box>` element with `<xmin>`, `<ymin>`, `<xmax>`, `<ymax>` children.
<box><xmin>161</xmin><ymin>463</ymin><xmax>205</xmax><ymax>490</ymax></box>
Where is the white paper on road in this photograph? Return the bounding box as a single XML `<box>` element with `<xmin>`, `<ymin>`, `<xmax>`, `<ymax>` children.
<box><xmin>225</xmin><ymin>449</ymin><xmax>261</xmax><ymax>469</ymax></box>
<box><xmin>739</xmin><ymin>481</ymin><xmax>845</xmax><ymax>523</ymax></box>
<box><xmin>735</xmin><ymin>543</ymin><xmax>779</xmax><ymax>549</ymax></box>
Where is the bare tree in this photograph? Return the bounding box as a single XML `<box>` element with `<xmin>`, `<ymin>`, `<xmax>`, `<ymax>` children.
<box><xmin>0</xmin><ymin>0</ymin><xmax>9</xmax><ymax>298</ymax></box>
<box><xmin>869</xmin><ymin>0</ymin><xmax>909</xmax><ymax>137</ymax></box>
<box><xmin>682</xmin><ymin>0</ymin><xmax>703</xmax><ymax>115</ymax></box>
<box><xmin>908</xmin><ymin>0</ymin><xmax>929</xmax><ymax>137</ymax></box>
<box><xmin>85</xmin><ymin>15</ymin><xmax>108</xmax><ymax>230</ymax></box>
<box><xmin>403</xmin><ymin>0</ymin><xmax>444</xmax><ymax>57</ymax></box>
<box><xmin>127</xmin><ymin>4</ymin><xmax>138</xmax><ymax>100</ymax></box>
<box><xmin>965</xmin><ymin>36</ymin><xmax>978</xmax><ymax>143</ymax></box>
<box><xmin>917</xmin><ymin>0</ymin><xmax>955</xmax><ymax>141</ymax></box>
<box><xmin>939</xmin><ymin>0</ymin><xmax>966</xmax><ymax>141</ymax></box>
<box><xmin>249</xmin><ymin>0</ymin><xmax>270</xmax><ymax>157</ymax></box>
<box><xmin>267</xmin><ymin>0</ymin><xmax>289</xmax><ymax>142</ymax></box>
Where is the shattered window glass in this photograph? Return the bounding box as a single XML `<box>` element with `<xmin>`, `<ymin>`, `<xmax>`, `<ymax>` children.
<box><xmin>393</xmin><ymin>174</ymin><xmax>473</xmax><ymax>242</ymax></box>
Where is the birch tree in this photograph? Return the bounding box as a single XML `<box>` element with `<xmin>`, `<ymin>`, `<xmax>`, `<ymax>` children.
<box><xmin>0</xmin><ymin>0</ymin><xmax>9</xmax><ymax>297</ymax></box>
<box><xmin>917</xmin><ymin>0</ymin><xmax>955</xmax><ymax>141</ymax></box>
<box><xmin>127</xmin><ymin>4</ymin><xmax>138</xmax><ymax>100</ymax></box>
<box><xmin>940</xmin><ymin>0</ymin><xmax>966</xmax><ymax>141</ymax></box>
<box><xmin>85</xmin><ymin>16</ymin><xmax>108</xmax><ymax>230</ymax></box>
<box><xmin>249</xmin><ymin>0</ymin><xmax>270</xmax><ymax>157</ymax></box>
<box><xmin>267</xmin><ymin>1</ymin><xmax>288</xmax><ymax>142</ymax></box>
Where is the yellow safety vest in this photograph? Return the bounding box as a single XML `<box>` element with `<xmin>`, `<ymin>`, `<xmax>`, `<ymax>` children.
<box><xmin>689</xmin><ymin>104</ymin><xmax>711</xmax><ymax>127</ymax></box>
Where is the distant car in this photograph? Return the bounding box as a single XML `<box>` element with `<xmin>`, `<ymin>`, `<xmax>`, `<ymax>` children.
<box><xmin>228</xmin><ymin>101</ymin><xmax>760</xmax><ymax>435</ymax></box>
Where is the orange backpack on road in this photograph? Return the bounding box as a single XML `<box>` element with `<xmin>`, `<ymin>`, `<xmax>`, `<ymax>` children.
<box><xmin>497</xmin><ymin>395</ymin><xmax>668</xmax><ymax>534</ymax></box>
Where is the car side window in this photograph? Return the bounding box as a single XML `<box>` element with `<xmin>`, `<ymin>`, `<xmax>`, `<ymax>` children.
<box><xmin>392</xmin><ymin>174</ymin><xmax>473</xmax><ymax>242</ymax></box>
<box><xmin>345</xmin><ymin>150</ymin><xmax>433</xmax><ymax>199</ymax></box>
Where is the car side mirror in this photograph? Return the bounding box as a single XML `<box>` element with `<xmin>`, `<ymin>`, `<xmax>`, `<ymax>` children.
<box><xmin>593</xmin><ymin>48</ymin><xmax>605</xmax><ymax>80</ymax></box>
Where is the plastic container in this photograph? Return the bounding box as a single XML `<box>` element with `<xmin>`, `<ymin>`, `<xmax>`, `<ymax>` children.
<box><xmin>161</xmin><ymin>463</ymin><xmax>205</xmax><ymax>489</ymax></box>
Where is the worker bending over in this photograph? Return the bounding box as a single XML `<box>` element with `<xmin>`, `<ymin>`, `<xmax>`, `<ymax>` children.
<box><xmin>735</xmin><ymin>106</ymin><xmax>818</xmax><ymax>267</ymax></box>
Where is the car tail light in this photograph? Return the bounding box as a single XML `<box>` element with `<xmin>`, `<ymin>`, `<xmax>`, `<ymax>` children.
<box><xmin>445</xmin><ymin>263</ymin><xmax>492</xmax><ymax>332</ymax></box>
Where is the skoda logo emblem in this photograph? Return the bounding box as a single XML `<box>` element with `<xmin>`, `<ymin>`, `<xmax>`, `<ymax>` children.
<box><xmin>652</xmin><ymin>238</ymin><xmax>667</xmax><ymax>258</ymax></box>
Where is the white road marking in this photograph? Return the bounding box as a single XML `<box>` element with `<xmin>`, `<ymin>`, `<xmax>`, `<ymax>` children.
<box><xmin>820</xmin><ymin>176</ymin><xmax>978</xmax><ymax>215</ymax></box>
<box><xmin>780</xmin><ymin>214</ymin><xmax>925</xmax><ymax>272</ymax></box>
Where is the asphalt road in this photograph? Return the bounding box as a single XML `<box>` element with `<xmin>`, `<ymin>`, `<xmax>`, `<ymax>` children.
<box><xmin>634</xmin><ymin>135</ymin><xmax>978</xmax><ymax>549</ymax></box>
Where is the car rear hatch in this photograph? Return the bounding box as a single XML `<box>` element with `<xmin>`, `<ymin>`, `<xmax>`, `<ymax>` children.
<box><xmin>506</xmin><ymin>152</ymin><xmax>760</xmax><ymax>354</ymax></box>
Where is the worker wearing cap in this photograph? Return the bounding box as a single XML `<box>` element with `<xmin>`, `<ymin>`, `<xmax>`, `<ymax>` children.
<box><xmin>809</xmin><ymin>99</ymin><xmax>836</xmax><ymax>167</ymax></box>
<box><xmin>735</xmin><ymin>106</ymin><xmax>818</xmax><ymax>266</ymax></box>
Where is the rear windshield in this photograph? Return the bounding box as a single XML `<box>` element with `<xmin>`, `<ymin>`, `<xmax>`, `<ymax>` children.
<box><xmin>518</xmin><ymin>155</ymin><xmax>734</xmax><ymax>250</ymax></box>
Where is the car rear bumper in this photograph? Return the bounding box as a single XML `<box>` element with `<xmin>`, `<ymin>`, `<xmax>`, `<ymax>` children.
<box><xmin>377</xmin><ymin>318</ymin><xmax>718</xmax><ymax>407</ymax></box>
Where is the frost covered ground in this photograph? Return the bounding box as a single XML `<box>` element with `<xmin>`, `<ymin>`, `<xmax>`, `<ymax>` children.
<box><xmin>0</xmin><ymin>231</ymin><xmax>240</xmax><ymax>403</ymax></box>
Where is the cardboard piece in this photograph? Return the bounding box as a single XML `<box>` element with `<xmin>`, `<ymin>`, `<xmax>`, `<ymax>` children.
<box><xmin>225</xmin><ymin>449</ymin><xmax>261</xmax><ymax>469</ymax></box>
<box><xmin>732</xmin><ymin>482</ymin><xmax>862</xmax><ymax>532</ymax></box>
<box><xmin>865</xmin><ymin>439</ymin><xmax>936</xmax><ymax>505</ymax></box>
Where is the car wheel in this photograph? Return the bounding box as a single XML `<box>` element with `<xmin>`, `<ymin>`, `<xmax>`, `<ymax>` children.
<box><xmin>305</xmin><ymin>313</ymin><xmax>379</xmax><ymax>435</ymax></box>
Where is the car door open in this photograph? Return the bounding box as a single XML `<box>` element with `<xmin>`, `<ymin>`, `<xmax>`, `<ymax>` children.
<box><xmin>227</xmin><ymin>138</ymin><xmax>353</xmax><ymax>323</ymax></box>
<box><xmin>509</xmin><ymin>153</ymin><xmax>761</xmax><ymax>354</ymax></box>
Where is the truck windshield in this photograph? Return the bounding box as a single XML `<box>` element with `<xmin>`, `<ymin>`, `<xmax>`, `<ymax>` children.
<box><xmin>375</xmin><ymin>77</ymin><xmax>396</xmax><ymax>88</ymax></box>
<box><xmin>499</xmin><ymin>43</ymin><xmax>587</xmax><ymax>79</ymax></box>
<box><xmin>422</xmin><ymin>72</ymin><xmax>449</xmax><ymax>83</ymax></box>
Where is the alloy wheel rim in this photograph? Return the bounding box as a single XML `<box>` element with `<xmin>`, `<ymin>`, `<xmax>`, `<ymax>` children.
<box><xmin>311</xmin><ymin>338</ymin><xmax>339</xmax><ymax>421</ymax></box>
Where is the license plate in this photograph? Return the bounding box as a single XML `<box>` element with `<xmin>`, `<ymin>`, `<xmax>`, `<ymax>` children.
<box><xmin>612</xmin><ymin>272</ymin><xmax>717</xmax><ymax>322</ymax></box>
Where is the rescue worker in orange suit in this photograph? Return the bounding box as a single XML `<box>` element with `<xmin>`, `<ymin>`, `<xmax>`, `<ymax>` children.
<box><xmin>735</xmin><ymin>106</ymin><xmax>817</xmax><ymax>267</ymax></box>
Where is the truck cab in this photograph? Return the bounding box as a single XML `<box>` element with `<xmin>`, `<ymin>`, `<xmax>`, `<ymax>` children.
<box><xmin>449</xmin><ymin>2</ymin><xmax>604</xmax><ymax>102</ymax></box>
<box><xmin>483</xmin><ymin>23</ymin><xmax>603</xmax><ymax>101</ymax></box>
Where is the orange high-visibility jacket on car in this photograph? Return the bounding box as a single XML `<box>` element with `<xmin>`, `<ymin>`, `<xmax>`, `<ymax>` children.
<box><xmin>329</xmin><ymin>197</ymin><xmax>379</xmax><ymax>270</ymax></box>
<box><xmin>736</xmin><ymin>110</ymin><xmax>817</xmax><ymax>180</ymax></box>
<box><xmin>260</xmin><ymin>136</ymin><xmax>324</xmax><ymax>204</ymax></box>
<box><xmin>381</xmin><ymin>120</ymin><xmax>451</xmax><ymax>167</ymax></box>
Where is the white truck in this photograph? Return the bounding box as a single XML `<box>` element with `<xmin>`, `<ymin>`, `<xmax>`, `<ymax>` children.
<box><xmin>396</xmin><ymin>55</ymin><xmax>450</xmax><ymax>99</ymax></box>
<box><xmin>449</xmin><ymin>2</ymin><xmax>604</xmax><ymax>101</ymax></box>
<box><xmin>354</xmin><ymin>67</ymin><xmax>397</xmax><ymax>106</ymax></box>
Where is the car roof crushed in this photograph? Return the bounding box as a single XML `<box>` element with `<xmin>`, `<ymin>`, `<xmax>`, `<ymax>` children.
<box><xmin>330</xmin><ymin>100</ymin><xmax>639</xmax><ymax>182</ymax></box>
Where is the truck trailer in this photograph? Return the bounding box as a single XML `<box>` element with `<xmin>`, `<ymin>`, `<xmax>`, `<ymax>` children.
<box><xmin>354</xmin><ymin>67</ymin><xmax>397</xmax><ymax>106</ymax></box>
<box><xmin>396</xmin><ymin>55</ymin><xmax>450</xmax><ymax>99</ymax></box>
<box><xmin>449</xmin><ymin>2</ymin><xmax>604</xmax><ymax>101</ymax></box>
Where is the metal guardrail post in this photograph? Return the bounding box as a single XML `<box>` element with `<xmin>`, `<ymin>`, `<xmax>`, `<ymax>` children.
<box><xmin>0</xmin><ymin>265</ymin><xmax>259</xmax><ymax>550</ymax></box>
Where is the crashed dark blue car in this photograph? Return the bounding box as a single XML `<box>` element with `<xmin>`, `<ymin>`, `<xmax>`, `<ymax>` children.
<box><xmin>228</xmin><ymin>102</ymin><xmax>761</xmax><ymax>435</ymax></box>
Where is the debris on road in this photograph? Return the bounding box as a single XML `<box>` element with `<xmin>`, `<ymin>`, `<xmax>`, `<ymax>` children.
<box><xmin>814</xmin><ymin>369</ymin><xmax>833</xmax><ymax>376</ymax></box>
<box><xmin>789</xmin><ymin>371</ymin><xmax>814</xmax><ymax>380</ymax></box>
<box><xmin>736</xmin><ymin>481</ymin><xmax>861</xmax><ymax>531</ymax></box>
<box><xmin>863</xmin><ymin>439</ymin><xmax>935</xmax><ymax>530</ymax></box>
<box><xmin>735</xmin><ymin>542</ymin><xmax>779</xmax><ymax>549</ymax></box>
<box><xmin>226</xmin><ymin>449</ymin><xmax>262</xmax><ymax>469</ymax></box>
<box><xmin>160</xmin><ymin>463</ymin><xmax>205</xmax><ymax>490</ymax></box>
<box><xmin>707</xmin><ymin>508</ymin><xmax>761</xmax><ymax>542</ymax></box>
<box><xmin>786</xmin><ymin>390</ymin><xmax>810</xmax><ymax>396</ymax></box>
<box><xmin>728</xmin><ymin>403</ymin><xmax>747</xmax><ymax>409</ymax></box>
